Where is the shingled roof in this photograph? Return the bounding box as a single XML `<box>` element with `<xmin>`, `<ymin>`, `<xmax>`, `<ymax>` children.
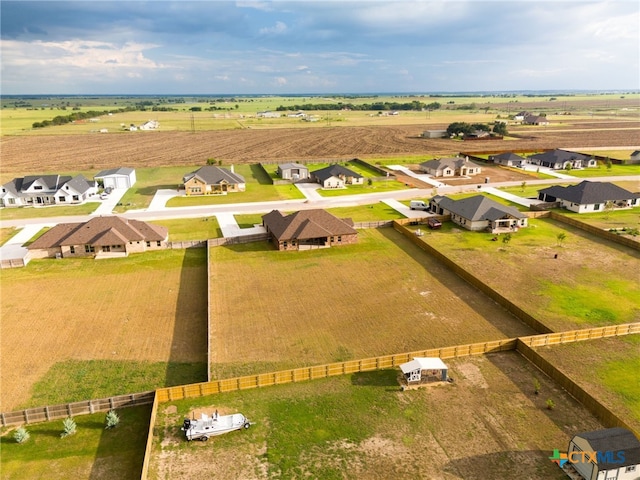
<box><xmin>28</xmin><ymin>216</ymin><xmax>168</xmax><ymax>249</ymax></box>
<box><xmin>262</xmin><ymin>209</ymin><xmax>356</xmax><ymax>241</ymax></box>
<box><xmin>538</xmin><ymin>181</ymin><xmax>640</xmax><ymax>204</ymax></box>
<box><xmin>312</xmin><ymin>164</ymin><xmax>362</xmax><ymax>182</ymax></box>
<box><xmin>572</xmin><ymin>428</ymin><xmax>640</xmax><ymax>470</ymax></box>
<box><xmin>432</xmin><ymin>195</ymin><xmax>527</xmax><ymax>221</ymax></box>
<box><xmin>182</xmin><ymin>166</ymin><xmax>245</xmax><ymax>185</ymax></box>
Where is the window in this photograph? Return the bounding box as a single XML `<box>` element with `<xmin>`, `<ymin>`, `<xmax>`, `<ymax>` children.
<box><xmin>84</xmin><ymin>245</ymin><xmax>95</xmax><ymax>253</ymax></box>
<box><xmin>72</xmin><ymin>195</ymin><xmax>79</xmax><ymax>201</ymax></box>
<box><xmin>146</xmin><ymin>241</ymin><xmax>151</xmax><ymax>247</ymax></box>
<box><xmin>70</xmin><ymin>246</ymin><xmax>75</xmax><ymax>254</ymax></box>
<box><xmin>34</xmin><ymin>185</ymin><xmax>43</xmax><ymax>190</ymax></box>
<box><xmin>58</xmin><ymin>196</ymin><xmax>66</xmax><ymax>202</ymax></box>
<box><xmin>103</xmin><ymin>246</ymin><xmax>111</xmax><ymax>252</ymax></box>
<box><xmin>157</xmin><ymin>241</ymin><xmax>161</xmax><ymax>247</ymax></box>
<box><xmin>626</xmin><ymin>466</ymin><xmax>637</xmax><ymax>473</ymax></box>
<box><xmin>594</xmin><ymin>204</ymin><xmax>600</xmax><ymax>210</ymax></box>
<box><xmin>8</xmin><ymin>198</ymin><xmax>15</xmax><ymax>205</ymax></box>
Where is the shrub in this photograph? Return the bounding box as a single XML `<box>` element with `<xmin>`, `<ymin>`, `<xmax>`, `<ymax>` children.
<box><xmin>533</xmin><ymin>378</ymin><xmax>541</xmax><ymax>395</ymax></box>
<box><xmin>14</xmin><ymin>426</ymin><xmax>30</xmax><ymax>444</ymax></box>
<box><xmin>546</xmin><ymin>399</ymin><xmax>555</xmax><ymax>410</ymax></box>
<box><xmin>105</xmin><ymin>410</ymin><xmax>120</xmax><ymax>429</ymax></box>
<box><xmin>61</xmin><ymin>416</ymin><xmax>77</xmax><ymax>438</ymax></box>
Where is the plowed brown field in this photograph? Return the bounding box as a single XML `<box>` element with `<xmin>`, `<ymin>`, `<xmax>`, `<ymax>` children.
<box><xmin>1</xmin><ymin>120</ymin><xmax>638</xmax><ymax>177</ymax></box>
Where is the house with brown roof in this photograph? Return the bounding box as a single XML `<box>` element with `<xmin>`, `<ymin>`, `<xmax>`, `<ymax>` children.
<box><xmin>182</xmin><ymin>166</ymin><xmax>245</xmax><ymax>195</ymax></box>
<box><xmin>419</xmin><ymin>157</ymin><xmax>482</xmax><ymax>178</ymax></box>
<box><xmin>262</xmin><ymin>209</ymin><xmax>358</xmax><ymax>251</ymax></box>
<box><xmin>27</xmin><ymin>216</ymin><xmax>168</xmax><ymax>259</ymax></box>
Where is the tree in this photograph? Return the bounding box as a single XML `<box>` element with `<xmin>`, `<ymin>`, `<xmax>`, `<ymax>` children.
<box><xmin>502</xmin><ymin>233</ymin><xmax>512</xmax><ymax>245</ymax></box>
<box><xmin>446</xmin><ymin>122</ymin><xmax>474</xmax><ymax>137</ymax></box>
<box><xmin>105</xmin><ymin>410</ymin><xmax>120</xmax><ymax>429</ymax></box>
<box><xmin>14</xmin><ymin>426</ymin><xmax>30</xmax><ymax>444</ymax></box>
<box><xmin>603</xmin><ymin>200</ymin><xmax>615</xmax><ymax>219</ymax></box>
<box><xmin>61</xmin><ymin>417</ymin><xmax>77</xmax><ymax>438</ymax></box>
<box><xmin>206</xmin><ymin>158</ymin><xmax>217</xmax><ymax>165</ymax></box>
<box><xmin>492</xmin><ymin>122</ymin><xmax>508</xmax><ymax>136</ymax></box>
<box><xmin>520</xmin><ymin>181</ymin><xmax>527</xmax><ymax>192</ymax></box>
<box><xmin>471</xmin><ymin>123</ymin><xmax>490</xmax><ymax>132</ymax></box>
<box><xmin>556</xmin><ymin>232</ymin><xmax>567</xmax><ymax>246</ymax></box>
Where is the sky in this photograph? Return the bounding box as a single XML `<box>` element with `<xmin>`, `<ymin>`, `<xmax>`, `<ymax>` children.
<box><xmin>1</xmin><ymin>0</ymin><xmax>639</xmax><ymax>95</ymax></box>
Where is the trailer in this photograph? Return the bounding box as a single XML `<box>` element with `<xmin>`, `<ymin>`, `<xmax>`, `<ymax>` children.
<box><xmin>181</xmin><ymin>411</ymin><xmax>251</xmax><ymax>441</ymax></box>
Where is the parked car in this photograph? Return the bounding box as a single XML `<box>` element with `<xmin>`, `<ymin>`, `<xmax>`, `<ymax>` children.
<box><xmin>100</xmin><ymin>192</ymin><xmax>109</xmax><ymax>200</ymax></box>
<box><xmin>410</xmin><ymin>200</ymin><xmax>429</xmax><ymax>211</ymax></box>
<box><xmin>427</xmin><ymin>217</ymin><xmax>442</xmax><ymax>229</ymax></box>
<box><xmin>104</xmin><ymin>186</ymin><xmax>114</xmax><ymax>194</ymax></box>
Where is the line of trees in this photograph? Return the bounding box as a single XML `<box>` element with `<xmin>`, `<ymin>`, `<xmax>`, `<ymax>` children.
<box><xmin>32</xmin><ymin>107</ymin><xmax>138</xmax><ymax>128</ymax></box>
<box><xmin>276</xmin><ymin>101</ymin><xmax>442</xmax><ymax>112</ymax></box>
<box><xmin>446</xmin><ymin>121</ymin><xmax>508</xmax><ymax>136</ymax></box>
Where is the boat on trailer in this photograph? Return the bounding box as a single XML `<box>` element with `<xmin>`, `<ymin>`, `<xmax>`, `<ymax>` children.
<box><xmin>181</xmin><ymin>411</ymin><xmax>251</xmax><ymax>441</ymax></box>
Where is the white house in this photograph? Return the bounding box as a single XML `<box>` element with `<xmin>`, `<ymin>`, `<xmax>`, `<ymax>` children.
<box><xmin>94</xmin><ymin>167</ymin><xmax>137</xmax><ymax>190</ymax></box>
<box><xmin>537</xmin><ymin>181</ymin><xmax>640</xmax><ymax>213</ymax></box>
<box><xmin>0</xmin><ymin>174</ymin><xmax>97</xmax><ymax>208</ymax></box>
<box><xmin>139</xmin><ymin>120</ymin><xmax>159</xmax><ymax>130</ymax></box>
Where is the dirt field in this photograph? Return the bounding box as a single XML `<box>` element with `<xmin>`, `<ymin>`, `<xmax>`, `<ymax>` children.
<box><xmin>0</xmin><ymin>250</ymin><xmax>207</xmax><ymax>411</ymax></box>
<box><xmin>208</xmin><ymin>228</ymin><xmax>538</xmax><ymax>380</ymax></box>
<box><xmin>1</xmin><ymin>119</ymin><xmax>638</xmax><ymax>177</ymax></box>
<box><xmin>149</xmin><ymin>351</ymin><xmax>604</xmax><ymax>480</ymax></box>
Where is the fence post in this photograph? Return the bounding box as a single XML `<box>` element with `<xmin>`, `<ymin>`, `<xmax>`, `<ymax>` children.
<box><xmin>45</xmin><ymin>406</ymin><xmax>50</xmax><ymax>421</ymax></box>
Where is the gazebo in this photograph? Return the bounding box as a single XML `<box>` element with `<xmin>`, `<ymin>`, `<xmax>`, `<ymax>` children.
<box><xmin>399</xmin><ymin>357</ymin><xmax>448</xmax><ymax>389</ymax></box>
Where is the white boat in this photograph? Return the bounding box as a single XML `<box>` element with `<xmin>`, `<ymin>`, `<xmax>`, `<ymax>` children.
<box><xmin>181</xmin><ymin>411</ymin><xmax>250</xmax><ymax>441</ymax></box>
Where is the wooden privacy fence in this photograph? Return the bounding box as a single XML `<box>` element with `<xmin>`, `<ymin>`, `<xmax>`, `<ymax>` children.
<box><xmin>0</xmin><ymin>258</ymin><xmax>27</xmax><ymax>269</ymax></box>
<box><xmin>156</xmin><ymin>338</ymin><xmax>518</xmax><ymax>403</ymax></box>
<box><xmin>139</xmin><ymin>393</ymin><xmax>159</xmax><ymax>480</ymax></box>
<box><xmin>548</xmin><ymin>211</ymin><xmax>640</xmax><ymax>250</ymax></box>
<box><xmin>208</xmin><ymin>233</ymin><xmax>269</xmax><ymax>247</ymax></box>
<box><xmin>0</xmin><ymin>391</ymin><xmax>155</xmax><ymax>427</ymax></box>
<box><xmin>169</xmin><ymin>240</ymin><xmax>206</xmax><ymax>249</ymax></box>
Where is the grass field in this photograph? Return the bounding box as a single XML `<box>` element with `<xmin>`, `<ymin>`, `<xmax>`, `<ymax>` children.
<box><xmin>0</xmin><ymin>405</ymin><xmax>151</xmax><ymax>480</ymax></box>
<box><xmin>149</xmin><ymin>351</ymin><xmax>604</xmax><ymax>480</ymax></box>
<box><xmin>420</xmin><ymin>217</ymin><xmax>640</xmax><ymax>331</ymax></box>
<box><xmin>536</xmin><ymin>335</ymin><xmax>640</xmax><ymax>432</ymax></box>
<box><xmin>0</xmin><ymin>249</ymin><xmax>208</xmax><ymax>411</ymax></box>
<box><xmin>208</xmin><ymin>228</ymin><xmax>538</xmax><ymax>380</ymax></box>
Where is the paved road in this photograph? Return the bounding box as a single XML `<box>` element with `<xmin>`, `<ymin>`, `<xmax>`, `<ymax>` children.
<box><xmin>1</xmin><ymin>174</ymin><xmax>638</xmax><ymax>262</ymax></box>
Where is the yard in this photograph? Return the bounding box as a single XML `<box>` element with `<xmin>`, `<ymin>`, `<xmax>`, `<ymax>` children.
<box><xmin>417</xmin><ymin>218</ymin><xmax>640</xmax><ymax>332</ymax></box>
<box><xmin>149</xmin><ymin>351</ymin><xmax>604</xmax><ymax>480</ymax></box>
<box><xmin>208</xmin><ymin>227</ymin><xmax>538</xmax><ymax>380</ymax></box>
<box><xmin>0</xmin><ymin>249</ymin><xmax>208</xmax><ymax>411</ymax></box>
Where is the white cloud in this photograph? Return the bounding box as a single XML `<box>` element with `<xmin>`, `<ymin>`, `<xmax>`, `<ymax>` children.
<box><xmin>259</xmin><ymin>21</ymin><xmax>288</xmax><ymax>35</ymax></box>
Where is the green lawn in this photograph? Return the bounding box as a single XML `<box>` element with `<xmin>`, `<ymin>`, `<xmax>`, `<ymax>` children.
<box><xmin>0</xmin><ymin>202</ymin><xmax>99</xmax><ymax>220</ymax></box>
<box><xmin>560</xmin><ymin>164</ymin><xmax>640</xmax><ymax>177</ymax></box>
<box><xmin>154</xmin><ymin>217</ymin><xmax>222</xmax><ymax>241</ymax></box>
<box><xmin>317</xmin><ymin>180</ymin><xmax>409</xmax><ymax>197</ymax></box>
<box><xmin>0</xmin><ymin>227</ymin><xmax>17</xmax><ymax>246</ymax></box>
<box><xmin>0</xmin><ymin>405</ymin><xmax>152</xmax><ymax>480</ymax></box>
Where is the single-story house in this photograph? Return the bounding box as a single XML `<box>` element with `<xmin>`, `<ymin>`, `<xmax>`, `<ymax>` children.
<box><xmin>419</xmin><ymin>157</ymin><xmax>482</xmax><ymax>178</ymax></box>
<box><xmin>257</xmin><ymin>111</ymin><xmax>281</xmax><ymax>118</ymax></box>
<box><xmin>277</xmin><ymin>163</ymin><xmax>310</xmax><ymax>181</ymax></box>
<box><xmin>537</xmin><ymin>181</ymin><xmax>640</xmax><ymax>213</ymax></box>
<box><xmin>94</xmin><ymin>167</ymin><xmax>137</xmax><ymax>190</ymax></box>
<box><xmin>523</xmin><ymin>114</ymin><xmax>549</xmax><ymax>125</ymax></box>
<box><xmin>27</xmin><ymin>216</ymin><xmax>168</xmax><ymax>259</ymax></box>
<box><xmin>183</xmin><ymin>166</ymin><xmax>246</xmax><ymax>195</ymax></box>
<box><xmin>0</xmin><ymin>174</ymin><xmax>97</xmax><ymax>208</ymax></box>
<box><xmin>514</xmin><ymin>111</ymin><xmax>532</xmax><ymax>121</ymax></box>
<box><xmin>566</xmin><ymin>428</ymin><xmax>640</xmax><ymax>480</ymax></box>
<box><xmin>286</xmin><ymin>111</ymin><xmax>307</xmax><ymax>118</ymax></box>
<box><xmin>490</xmin><ymin>152</ymin><xmax>526</xmax><ymax>167</ymax></box>
<box><xmin>311</xmin><ymin>164</ymin><xmax>364</xmax><ymax>189</ymax></box>
<box><xmin>429</xmin><ymin>194</ymin><xmax>528</xmax><ymax>232</ymax></box>
<box><xmin>139</xmin><ymin>120</ymin><xmax>159</xmax><ymax>130</ymax></box>
<box><xmin>262</xmin><ymin>209</ymin><xmax>358</xmax><ymax>251</ymax></box>
<box><xmin>528</xmin><ymin>149</ymin><xmax>596</xmax><ymax>170</ymax></box>
<box><xmin>629</xmin><ymin>150</ymin><xmax>640</xmax><ymax>164</ymax></box>
<box><xmin>399</xmin><ymin>357</ymin><xmax>449</xmax><ymax>386</ymax></box>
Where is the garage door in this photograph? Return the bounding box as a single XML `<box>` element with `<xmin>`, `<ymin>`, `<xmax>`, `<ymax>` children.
<box><xmin>115</xmin><ymin>177</ymin><xmax>129</xmax><ymax>189</ymax></box>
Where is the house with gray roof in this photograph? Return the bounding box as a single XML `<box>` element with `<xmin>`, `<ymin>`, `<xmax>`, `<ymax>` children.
<box><xmin>419</xmin><ymin>157</ymin><xmax>482</xmax><ymax>178</ymax></box>
<box><xmin>528</xmin><ymin>149</ymin><xmax>596</xmax><ymax>170</ymax></box>
<box><xmin>27</xmin><ymin>216</ymin><xmax>168</xmax><ymax>259</ymax></box>
<box><xmin>277</xmin><ymin>163</ymin><xmax>310</xmax><ymax>181</ymax></box>
<box><xmin>537</xmin><ymin>181</ymin><xmax>640</xmax><ymax>213</ymax></box>
<box><xmin>183</xmin><ymin>166</ymin><xmax>245</xmax><ymax>195</ymax></box>
<box><xmin>262</xmin><ymin>209</ymin><xmax>357</xmax><ymax>250</ymax></box>
<box><xmin>94</xmin><ymin>167</ymin><xmax>137</xmax><ymax>189</ymax></box>
<box><xmin>489</xmin><ymin>152</ymin><xmax>526</xmax><ymax>168</ymax></box>
<box><xmin>629</xmin><ymin>150</ymin><xmax>640</xmax><ymax>164</ymax></box>
<box><xmin>0</xmin><ymin>174</ymin><xmax>97</xmax><ymax>208</ymax></box>
<box><xmin>311</xmin><ymin>164</ymin><xmax>363</xmax><ymax>189</ymax></box>
<box><xmin>567</xmin><ymin>428</ymin><xmax>640</xmax><ymax>480</ymax></box>
<box><xmin>429</xmin><ymin>195</ymin><xmax>528</xmax><ymax>232</ymax></box>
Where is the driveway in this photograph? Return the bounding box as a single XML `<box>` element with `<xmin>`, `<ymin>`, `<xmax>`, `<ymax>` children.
<box><xmin>386</xmin><ymin>165</ymin><xmax>447</xmax><ymax>188</ymax></box>
<box><xmin>216</xmin><ymin>212</ymin><xmax>266</xmax><ymax>238</ymax></box>
<box><xmin>148</xmin><ymin>189</ymin><xmax>183</xmax><ymax>211</ymax></box>
<box><xmin>91</xmin><ymin>189</ymin><xmax>130</xmax><ymax>215</ymax></box>
<box><xmin>0</xmin><ymin>223</ymin><xmax>54</xmax><ymax>264</ymax></box>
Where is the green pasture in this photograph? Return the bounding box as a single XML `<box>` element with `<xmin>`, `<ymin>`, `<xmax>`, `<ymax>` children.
<box><xmin>5</xmin><ymin>92</ymin><xmax>636</xmax><ymax>135</ymax></box>
<box><xmin>0</xmin><ymin>405</ymin><xmax>151</xmax><ymax>480</ymax></box>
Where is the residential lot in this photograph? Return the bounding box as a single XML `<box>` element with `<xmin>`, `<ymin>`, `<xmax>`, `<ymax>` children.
<box><xmin>0</xmin><ymin>249</ymin><xmax>208</xmax><ymax>411</ymax></box>
<box><xmin>208</xmin><ymin>228</ymin><xmax>539</xmax><ymax>380</ymax></box>
<box><xmin>149</xmin><ymin>351</ymin><xmax>603</xmax><ymax>480</ymax></box>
